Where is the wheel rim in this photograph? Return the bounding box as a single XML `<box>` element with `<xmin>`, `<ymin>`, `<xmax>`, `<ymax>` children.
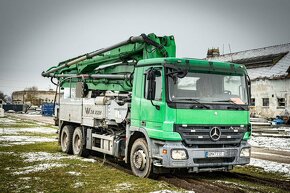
<box><xmin>73</xmin><ymin>133</ymin><xmax>81</xmax><ymax>154</ymax></box>
<box><xmin>132</xmin><ymin>149</ymin><xmax>147</xmax><ymax>171</ymax></box>
<box><xmin>62</xmin><ymin>132</ymin><xmax>68</xmax><ymax>150</ymax></box>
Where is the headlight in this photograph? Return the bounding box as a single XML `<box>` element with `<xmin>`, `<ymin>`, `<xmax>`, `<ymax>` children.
<box><xmin>240</xmin><ymin>148</ymin><xmax>251</xmax><ymax>157</ymax></box>
<box><xmin>171</xmin><ymin>149</ymin><xmax>188</xmax><ymax>160</ymax></box>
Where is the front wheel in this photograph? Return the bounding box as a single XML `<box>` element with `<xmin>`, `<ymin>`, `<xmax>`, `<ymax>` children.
<box><xmin>130</xmin><ymin>138</ymin><xmax>153</xmax><ymax>178</ymax></box>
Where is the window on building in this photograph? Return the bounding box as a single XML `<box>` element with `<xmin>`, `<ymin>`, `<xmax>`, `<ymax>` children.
<box><xmin>277</xmin><ymin>98</ymin><xmax>286</xmax><ymax>107</ymax></box>
<box><xmin>262</xmin><ymin>98</ymin><xmax>269</xmax><ymax>107</ymax></box>
<box><xmin>250</xmin><ymin>98</ymin><xmax>255</xmax><ymax>106</ymax></box>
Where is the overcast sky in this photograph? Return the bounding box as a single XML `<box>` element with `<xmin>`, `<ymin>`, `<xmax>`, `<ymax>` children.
<box><xmin>1</xmin><ymin>0</ymin><xmax>290</xmax><ymax>95</ymax></box>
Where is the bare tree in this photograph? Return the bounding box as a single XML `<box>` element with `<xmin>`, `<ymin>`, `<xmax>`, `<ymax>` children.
<box><xmin>0</xmin><ymin>91</ymin><xmax>7</xmax><ymax>103</ymax></box>
<box><xmin>25</xmin><ymin>86</ymin><xmax>38</xmax><ymax>91</ymax></box>
<box><xmin>24</xmin><ymin>86</ymin><xmax>40</xmax><ymax>106</ymax></box>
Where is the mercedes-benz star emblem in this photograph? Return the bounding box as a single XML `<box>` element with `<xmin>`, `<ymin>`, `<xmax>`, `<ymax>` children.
<box><xmin>210</xmin><ymin>127</ymin><xmax>221</xmax><ymax>141</ymax></box>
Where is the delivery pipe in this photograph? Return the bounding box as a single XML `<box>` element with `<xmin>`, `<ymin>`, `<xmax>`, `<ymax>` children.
<box><xmin>45</xmin><ymin>73</ymin><xmax>132</xmax><ymax>80</ymax></box>
<box><xmin>42</xmin><ymin>35</ymin><xmax>144</xmax><ymax>77</ymax></box>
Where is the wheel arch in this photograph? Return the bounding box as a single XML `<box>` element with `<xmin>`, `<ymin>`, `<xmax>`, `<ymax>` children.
<box><xmin>126</xmin><ymin>126</ymin><xmax>152</xmax><ymax>164</ymax></box>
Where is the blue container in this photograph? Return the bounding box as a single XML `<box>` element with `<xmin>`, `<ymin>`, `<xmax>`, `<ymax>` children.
<box><xmin>3</xmin><ymin>104</ymin><xmax>29</xmax><ymax>112</ymax></box>
<box><xmin>41</xmin><ymin>103</ymin><xmax>55</xmax><ymax>116</ymax></box>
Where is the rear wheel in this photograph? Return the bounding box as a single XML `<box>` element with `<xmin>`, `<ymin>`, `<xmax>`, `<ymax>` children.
<box><xmin>130</xmin><ymin>138</ymin><xmax>153</xmax><ymax>178</ymax></box>
<box><xmin>72</xmin><ymin>127</ymin><xmax>89</xmax><ymax>157</ymax></box>
<box><xmin>60</xmin><ymin>125</ymin><xmax>74</xmax><ymax>154</ymax></box>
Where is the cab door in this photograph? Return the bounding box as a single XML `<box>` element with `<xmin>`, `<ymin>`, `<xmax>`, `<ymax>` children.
<box><xmin>140</xmin><ymin>66</ymin><xmax>165</xmax><ymax>131</ymax></box>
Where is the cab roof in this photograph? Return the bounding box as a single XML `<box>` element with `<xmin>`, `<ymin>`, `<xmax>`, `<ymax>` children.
<box><xmin>137</xmin><ymin>57</ymin><xmax>248</xmax><ymax>75</ymax></box>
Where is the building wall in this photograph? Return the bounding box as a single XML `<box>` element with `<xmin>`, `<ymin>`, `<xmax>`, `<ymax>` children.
<box><xmin>12</xmin><ymin>90</ymin><xmax>63</xmax><ymax>106</ymax></box>
<box><xmin>250</xmin><ymin>78</ymin><xmax>290</xmax><ymax>118</ymax></box>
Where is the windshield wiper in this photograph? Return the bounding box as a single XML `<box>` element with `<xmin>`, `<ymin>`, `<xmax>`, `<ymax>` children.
<box><xmin>175</xmin><ymin>98</ymin><xmax>210</xmax><ymax>109</ymax></box>
<box><xmin>213</xmin><ymin>100</ymin><xmax>246</xmax><ymax>110</ymax></box>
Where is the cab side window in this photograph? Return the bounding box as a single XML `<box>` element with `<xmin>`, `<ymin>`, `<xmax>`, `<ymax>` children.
<box><xmin>144</xmin><ymin>69</ymin><xmax>162</xmax><ymax>101</ymax></box>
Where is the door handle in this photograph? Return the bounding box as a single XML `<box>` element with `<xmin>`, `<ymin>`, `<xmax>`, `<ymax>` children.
<box><xmin>141</xmin><ymin>120</ymin><xmax>146</xmax><ymax>127</ymax></box>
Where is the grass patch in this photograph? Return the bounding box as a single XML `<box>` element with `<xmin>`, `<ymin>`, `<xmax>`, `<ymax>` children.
<box><xmin>0</xmin><ymin>142</ymin><xmax>180</xmax><ymax>193</ymax></box>
<box><xmin>0</xmin><ymin>142</ymin><xmax>60</xmax><ymax>153</ymax></box>
<box><xmin>1</xmin><ymin>116</ymin><xmax>290</xmax><ymax>193</ymax></box>
<box><xmin>0</xmin><ymin>132</ymin><xmax>57</xmax><ymax>138</ymax></box>
<box><xmin>0</xmin><ymin>123</ymin><xmax>38</xmax><ymax>128</ymax></box>
<box><xmin>0</xmin><ymin>124</ymin><xmax>57</xmax><ymax>129</ymax></box>
<box><xmin>20</xmin><ymin>159</ymin><xmax>177</xmax><ymax>193</ymax></box>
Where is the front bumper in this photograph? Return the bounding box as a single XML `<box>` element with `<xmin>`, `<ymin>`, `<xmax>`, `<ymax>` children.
<box><xmin>153</xmin><ymin>140</ymin><xmax>250</xmax><ymax>171</ymax></box>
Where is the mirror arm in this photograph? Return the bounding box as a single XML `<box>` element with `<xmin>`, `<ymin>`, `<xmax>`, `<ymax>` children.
<box><xmin>246</xmin><ymin>75</ymin><xmax>251</xmax><ymax>104</ymax></box>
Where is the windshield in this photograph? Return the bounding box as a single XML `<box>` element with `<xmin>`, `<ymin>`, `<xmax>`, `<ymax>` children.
<box><xmin>168</xmin><ymin>71</ymin><xmax>248</xmax><ymax>105</ymax></box>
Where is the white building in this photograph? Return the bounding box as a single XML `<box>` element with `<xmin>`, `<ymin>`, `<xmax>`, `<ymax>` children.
<box><xmin>12</xmin><ymin>90</ymin><xmax>63</xmax><ymax>106</ymax></box>
<box><xmin>207</xmin><ymin>43</ymin><xmax>290</xmax><ymax>118</ymax></box>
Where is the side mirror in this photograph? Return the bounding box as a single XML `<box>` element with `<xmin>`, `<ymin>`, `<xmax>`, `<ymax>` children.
<box><xmin>246</xmin><ymin>75</ymin><xmax>251</xmax><ymax>103</ymax></box>
<box><xmin>146</xmin><ymin>69</ymin><xmax>156</xmax><ymax>100</ymax></box>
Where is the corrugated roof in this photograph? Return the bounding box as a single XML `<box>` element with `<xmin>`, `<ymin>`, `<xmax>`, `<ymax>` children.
<box><xmin>207</xmin><ymin>43</ymin><xmax>290</xmax><ymax>80</ymax></box>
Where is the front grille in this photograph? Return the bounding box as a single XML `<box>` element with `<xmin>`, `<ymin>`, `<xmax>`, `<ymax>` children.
<box><xmin>193</xmin><ymin>157</ymin><xmax>235</xmax><ymax>164</ymax></box>
<box><xmin>174</xmin><ymin>125</ymin><xmax>247</xmax><ymax>147</ymax></box>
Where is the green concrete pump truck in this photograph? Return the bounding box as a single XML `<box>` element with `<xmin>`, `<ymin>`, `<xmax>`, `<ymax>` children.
<box><xmin>42</xmin><ymin>33</ymin><xmax>251</xmax><ymax>177</ymax></box>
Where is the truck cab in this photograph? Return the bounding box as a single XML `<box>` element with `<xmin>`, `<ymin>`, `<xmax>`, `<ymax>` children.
<box><xmin>128</xmin><ymin>57</ymin><xmax>251</xmax><ymax>176</ymax></box>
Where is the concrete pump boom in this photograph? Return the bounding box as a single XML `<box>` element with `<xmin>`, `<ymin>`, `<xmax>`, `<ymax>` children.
<box><xmin>42</xmin><ymin>33</ymin><xmax>176</xmax><ymax>92</ymax></box>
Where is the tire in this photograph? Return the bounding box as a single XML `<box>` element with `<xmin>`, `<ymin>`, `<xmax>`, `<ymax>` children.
<box><xmin>60</xmin><ymin>125</ymin><xmax>74</xmax><ymax>154</ymax></box>
<box><xmin>72</xmin><ymin>127</ymin><xmax>89</xmax><ymax>157</ymax></box>
<box><xmin>130</xmin><ymin>138</ymin><xmax>153</xmax><ymax>178</ymax></box>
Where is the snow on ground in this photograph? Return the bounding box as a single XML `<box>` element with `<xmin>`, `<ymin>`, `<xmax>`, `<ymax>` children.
<box><xmin>250</xmin><ymin>158</ymin><xmax>290</xmax><ymax>176</ymax></box>
<box><xmin>13</xmin><ymin>163</ymin><xmax>68</xmax><ymax>175</ymax></box>
<box><xmin>150</xmin><ymin>190</ymin><xmax>195</xmax><ymax>193</ymax></box>
<box><xmin>0</xmin><ymin>128</ymin><xmax>19</xmax><ymax>135</ymax></box>
<box><xmin>0</xmin><ymin>135</ymin><xmax>56</xmax><ymax>146</ymax></box>
<box><xmin>0</xmin><ymin>118</ymin><xmax>16</xmax><ymax>124</ymax></box>
<box><xmin>0</xmin><ymin>117</ymin><xmax>98</xmax><ymax>179</ymax></box>
<box><xmin>21</xmin><ymin>152</ymin><xmax>64</xmax><ymax>162</ymax></box>
<box><xmin>0</xmin><ymin>127</ymin><xmax>57</xmax><ymax>135</ymax></box>
<box><xmin>249</xmin><ymin>136</ymin><xmax>290</xmax><ymax>152</ymax></box>
<box><xmin>81</xmin><ymin>158</ymin><xmax>96</xmax><ymax>163</ymax></box>
<box><xmin>1</xmin><ymin>151</ymin><xmax>96</xmax><ymax>176</ymax></box>
<box><xmin>73</xmin><ymin>182</ymin><xmax>84</xmax><ymax>188</ymax></box>
<box><xmin>19</xmin><ymin>151</ymin><xmax>96</xmax><ymax>163</ymax></box>
<box><xmin>279</xmin><ymin>127</ymin><xmax>290</xmax><ymax>132</ymax></box>
<box><xmin>4</xmin><ymin>151</ymin><xmax>96</xmax><ymax>175</ymax></box>
<box><xmin>20</xmin><ymin>127</ymin><xmax>57</xmax><ymax>134</ymax></box>
<box><xmin>0</xmin><ymin>118</ymin><xmax>57</xmax><ymax>146</ymax></box>
<box><xmin>67</xmin><ymin>171</ymin><xmax>81</xmax><ymax>176</ymax></box>
<box><xmin>22</xmin><ymin>114</ymin><xmax>42</xmax><ymax>117</ymax></box>
<box><xmin>113</xmin><ymin>183</ymin><xmax>134</xmax><ymax>192</ymax></box>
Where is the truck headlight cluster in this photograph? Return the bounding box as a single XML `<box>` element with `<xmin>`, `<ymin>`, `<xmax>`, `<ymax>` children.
<box><xmin>240</xmin><ymin>148</ymin><xmax>251</xmax><ymax>157</ymax></box>
<box><xmin>171</xmin><ymin>149</ymin><xmax>188</xmax><ymax>160</ymax></box>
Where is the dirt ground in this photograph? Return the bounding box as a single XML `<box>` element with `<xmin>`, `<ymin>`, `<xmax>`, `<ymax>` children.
<box><xmin>252</xmin><ymin>146</ymin><xmax>290</xmax><ymax>164</ymax></box>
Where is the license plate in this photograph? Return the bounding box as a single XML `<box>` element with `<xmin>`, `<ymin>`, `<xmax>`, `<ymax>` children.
<box><xmin>205</xmin><ymin>151</ymin><xmax>225</xmax><ymax>158</ymax></box>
